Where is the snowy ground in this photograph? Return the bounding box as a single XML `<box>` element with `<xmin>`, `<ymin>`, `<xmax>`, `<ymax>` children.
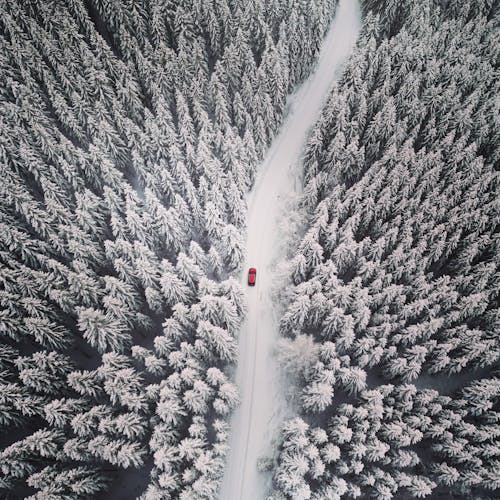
<box><xmin>219</xmin><ymin>1</ymin><xmax>362</xmax><ymax>499</ymax></box>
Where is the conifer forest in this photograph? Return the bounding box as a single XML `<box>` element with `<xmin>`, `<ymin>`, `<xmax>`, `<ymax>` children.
<box><xmin>0</xmin><ymin>0</ymin><xmax>498</xmax><ymax>499</ymax></box>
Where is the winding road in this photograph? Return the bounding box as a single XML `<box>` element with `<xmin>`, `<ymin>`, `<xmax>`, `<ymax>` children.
<box><xmin>219</xmin><ymin>1</ymin><xmax>361</xmax><ymax>498</ymax></box>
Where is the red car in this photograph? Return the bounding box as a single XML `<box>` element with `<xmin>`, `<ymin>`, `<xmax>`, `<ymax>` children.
<box><xmin>248</xmin><ymin>267</ymin><xmax>257</xmax><ymax>286</ymax></box>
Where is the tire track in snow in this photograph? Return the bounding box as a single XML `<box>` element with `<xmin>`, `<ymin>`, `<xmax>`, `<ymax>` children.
<box><xmin>219</xmin><ymin>2</ymin><xmax>361</xmax><ymax>498</ymax></box>
<box><xmin>239</xmin><ymin>318</ymin><xmax>259</xmax><ymax>500</ymax></box>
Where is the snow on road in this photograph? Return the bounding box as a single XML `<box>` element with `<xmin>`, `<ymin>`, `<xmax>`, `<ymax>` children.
<box><xmin>219</xmin><ymin>2</ymin><xmax>361</xmax><ymax>499</ymax></box>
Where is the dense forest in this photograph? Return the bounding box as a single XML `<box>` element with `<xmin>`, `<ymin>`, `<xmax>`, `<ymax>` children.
<box><xmin>2</xmin><ymin>0</ymin><xmax>498</xmax><ymax>498</ymax></box>
<box><xmin>270</xmin><ymin>0</ymin><xmax>499</xmax><ymax>498</ymax></box>
<box><xmin>0</xmin><ymin>0</ymin><xmax>338</xmax><ymax>497</ymax></box>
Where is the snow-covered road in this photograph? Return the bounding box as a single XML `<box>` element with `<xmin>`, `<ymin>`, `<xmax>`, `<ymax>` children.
<box><xmin>219</xmin><ymin>2</ymin><xmax>361</xmax><ymax>498</ymax></box>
